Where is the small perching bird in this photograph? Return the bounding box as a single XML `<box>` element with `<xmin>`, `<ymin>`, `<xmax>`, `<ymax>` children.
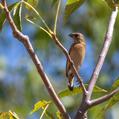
<box><xmin>66</xmin><ymin>32</ymin><xmax>86</xmax><ymax>91</ymax></box>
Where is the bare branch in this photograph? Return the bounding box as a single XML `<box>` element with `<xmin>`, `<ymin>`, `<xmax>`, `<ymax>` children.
<box><xmin>2</xmin><ymin>0</ymin><xmax>70</xmax><ymax>118</ymax></box>
<box><xmin>90</xmin><ymin>88</ymin><xmax>119</xmax><ymax>107</ymax></box>
<box><xmin>51</xmin><ymin>33</ymin><xmax>87</xmax><ymax>95</ymax></box>
<box><xmin>74</xmin><ymin>88</ymin><xmax>119</xmax><ymax>119</ymax></box>
<box><xmin>87</xmin><ymin>7</ymin><xmax>118</xmax><ymax>100</ymax></box>
<box><xmin>75</xmin><ymin>7</ymin><xmax>119</xmax><ymax>119</ymax></box>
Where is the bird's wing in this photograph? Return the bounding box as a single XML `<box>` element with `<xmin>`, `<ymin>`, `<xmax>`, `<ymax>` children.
<box><xmin>66</xmin><ymin>44</ymin><xmax>74</xmax><ymax>77</ymax></box>
<box><xmin>66</xmin><ymin>59</ymin><xmax>70</xmax><ymax>77</ymax></box>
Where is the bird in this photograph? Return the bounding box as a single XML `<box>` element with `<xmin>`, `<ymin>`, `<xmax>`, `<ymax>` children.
<box><xmin>66</xmin><ymin>32</ymin><xmax>86</xmax><ymax>91</ymax></box>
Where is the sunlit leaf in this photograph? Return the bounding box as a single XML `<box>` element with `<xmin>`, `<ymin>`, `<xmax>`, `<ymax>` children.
<box><xmin>40</xmin><ymin>104</ymin><xmax>49</xmax><ymax>119</ymax></box>
<box><xmin>0</xmin><ymin>112</ymin><xmax>9</xmax><ymax>119</ymax></box>
<box><xmin>92</xmin><ymin>85</ymin><xmax>108</xmax><ymax>93</ymax></box>
<box><xmin>26</xmin><ymin>0</ymin><xmax>38</xmax><ymax>8</ymax></box>
<box><xmin>58</xmin><ymin>85</ymin><xmax>107</xmax><ymax>98</ymax></box>
<box><xmin>0</xmin><ymin>2</ymin><xmax>19</xmax><ymax>30</ymax></box>
<box><xmin>64</xmin><ymin>0</ymin><xmax>85</xmax><ymax>21</ymax></box>
<box><xmin>0</xmin><ymin>3</ymin><xmax>4</xmax><ymax>9</ymax></box>
<box><xmin>30</xmin><ymin>100</ymin><xmax>51</xmax><ymax>114</ymax></box>
<box><xmin>9</xmin><ymin>110</ymin><xmax>20</xmax><ymax>119</ymax></box>
<box><xmin>44</xmin><ymin>110</ymin><xmax>55</xmax><ymax>119</ymax></box>
<box><xmin>13</xmin><ymin>3</ymin><xmax>22</xmax><ymax>31</ymax></box>
<box><xmin>58</xmin><ymin>87</ymin><xmax>82</xmax><ymax>98</ymax></box>
<box><xmin>0</xmin><ymin>111</ymin><xmax>20</xmax><ymax>119</ymax></box>
<box><xmin>56</xmin><ymin>111</ymin><xmax>63</xmax><ymax>119</ymax></box>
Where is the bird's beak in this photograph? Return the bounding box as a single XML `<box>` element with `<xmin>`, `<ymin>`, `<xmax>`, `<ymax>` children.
<box><xmin>69</xmin><ymin>33</ymin><xmax>73</xmax><ymax>38</ymax></box>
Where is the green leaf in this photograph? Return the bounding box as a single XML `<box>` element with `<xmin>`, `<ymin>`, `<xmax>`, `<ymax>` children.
<box><xmin>91</xmin><ymin>104</ymin><xmax>106</xmax><ymax>119</ymax></box>
<box><xmin>0</xmin><ymin>111</ymin><xmax>20</xmax><ymax>119</ymax></box>
<box><xmin>112</xmin><ymin>78</ymin><xmax>119</xmax><ymax>89</ymax></box>
<box><xmin>31</xmin><ymin>100</ymin><xmax>53</xmax><ymax>119</ymax></box>
<box><xmin>26</xmin><ymin>0</ymin><xmax>38</xmax><ymax>8</ymax></box>
<box><xmin>64</xmin><ymin>0</ymin><xmax>85</xmax><ymax>21</ymax></box>
<box><xmin>25</xmin><ymin>16</ymin><xmax>52</xmax><ymax>37</ymax></box>
<box><xmin>0</xmin><ymin>2</ymin><xmax>19</xmax><ymax>30</ymax></box>
<box><xmin>13</xmin><ymin>3</ymin><xmax>22</xmax><ymax>31</ymax></box>
<box><xmin>58</xmin><ymin>87</ymin><xmax>82</xmax><ymax>98</ymax></box>
<box><xmin>52</xmin><ymin>0</ymin><xmax>58</xmax><ymax>6</ymax></box>
<box><xmin>9</xmin><ymin>110</ymin><xmax>20</xmax><ymax>119</ymax></box>
<box><xmin>0</xmin><ymin>112</ymin><xmax>9</xmax><ymax>119</ymax></box>
<box><xmin>105</xmin><ymin>93</ymin><xmax>119</xmax><ymax>109</ymax></box>
<box><xmin>30</xmin><ymin>100</ymin><xmax>51</xmax><ymax>114</ymax></box>
<box><xmin>40</xmin><ymin>104</ymin><xmax>49</xmax><ymax>119</ymax></box>
<box><xmin>96</xmin><ymin>78</ymin><xmax>119</xmax><ymax>117</ymax></box>
<box><xmin>56</xmin><ymin>111</ymin><xmax>63</xmax><ymax>119</ymax></box>
<box><xmin>0</xmin><ymin>3</ymin><xmax>4</xmax><ymax>9</ymax></box>
<box><xmin>58</xmin><ymin>85</ymin><xmax>107</xmax><ymax>98</ymax></box>
<box><xmin>104</xmin><ymin>78</ymin><xmax>119</xmax><ymax>109</ymax></box>
<box><xmin>23</xmin><ymin>1</ymin><xmax>51</xmax><ymax>32</ymax></box>
<box><xmin>94</xmin><ymin>92</ymin><xmax>119</xmax><ymax>119</ymax></box>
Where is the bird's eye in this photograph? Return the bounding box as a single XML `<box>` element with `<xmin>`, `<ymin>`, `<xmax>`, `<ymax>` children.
<box><xmin>75</xmin><ymin>34</ymin><xmax>78</xmax><ymax>38</ymax></box>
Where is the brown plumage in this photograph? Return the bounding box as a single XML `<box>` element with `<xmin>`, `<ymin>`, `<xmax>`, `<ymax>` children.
<box><xmin>66</xmin><ymin>32</ymin><xmax>86</xmax><ymax>91</ymax></box>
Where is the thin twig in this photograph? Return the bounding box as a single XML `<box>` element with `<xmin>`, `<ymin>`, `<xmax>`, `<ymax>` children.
<box><xmin>51</xmin><ymin>33</ymin><xmax>87</xmax><ymax>95</ymax></box>
<box><xmin>90</xmin><ymin>88</ymin><xmax>119</xmax><ymax>107</ymax></box>
<box><xmin>40</xmin><ymin>104</ymin><xmax>49</xmax><ymax>119</ymax></box>
<box><xmin>54</xmin><ymin>0</ymin><xmax>61</xmax><ymax>34</ymax></box>
<box><xmin>87</xmin><ymin>7</ymin><xmax>118</xmax><ymax>100</ymax></box>
<box><xmin>25</xmin><ymin>18</ymin><xmax>52</xmax><ymax>37</ymax></box>
<box><xmin>22</xmin><ymin>1</ymin><xmax>51</xmax><ymax>32</ymax></box>
<box><xmin>2</xmin><ymin>0</ymin><xmax>70</xmax><ymax>118</ymax></box>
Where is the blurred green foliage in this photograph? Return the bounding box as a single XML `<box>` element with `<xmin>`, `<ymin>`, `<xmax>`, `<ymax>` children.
<box><xmin>0</xmin><ymin>0</ymin><xmax>119</xmax><ymax>119</ymax></box>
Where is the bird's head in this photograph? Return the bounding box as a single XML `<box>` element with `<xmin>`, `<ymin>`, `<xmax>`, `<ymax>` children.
<box><xmin>69</xmin><ymin>32</ymin><xmax>85</xmax><ymax>43</ymax></box>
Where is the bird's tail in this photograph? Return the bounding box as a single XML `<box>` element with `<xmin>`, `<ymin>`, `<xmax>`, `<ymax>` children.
<box><xmin>67</xmin><ymin>73</ymin><xmax>74</xmax><ymax>91</ymax></box>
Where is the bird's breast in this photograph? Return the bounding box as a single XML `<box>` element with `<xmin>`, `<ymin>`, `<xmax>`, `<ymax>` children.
<box><xmin>70</xmin><ymin>43</ymin><xmax>85</xmax><ymax>69</ymax></box>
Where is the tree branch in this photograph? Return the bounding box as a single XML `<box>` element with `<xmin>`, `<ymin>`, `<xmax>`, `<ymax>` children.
<box><xmin>87</xmin><ymin>7</ymin><xmax>118</xmax><ymax>100</ymax></box>
<box><xmin>51</xmin><ymin>33</ymin><xmax>87</xmax><ymax>95</ymax></box>
<box><xmin>2</xmin><ymin>0</ymin><xmax>70</xmax><ymax>118</ymax></box>
<box><xmin>90</xmin><ymin>88</ymin><xmax>119</xmax><ymax>107</ymax></box>
<box><xmin>75</xmin><ymin>7</ymin><xmax>119</xmax><ymax>119</ymax></box>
